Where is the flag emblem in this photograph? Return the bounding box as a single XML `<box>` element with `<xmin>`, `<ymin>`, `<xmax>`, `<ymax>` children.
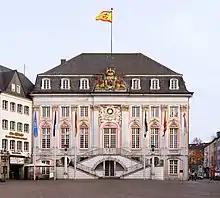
<box><xmin>53</xmin><ymin>111</ymin><xmax>57</xmax><ymax>137</ymax></box>
<box><xmin>183</xmin><ymin>113</ymin><xmax>187</xmax><ymax>134</ymax></box>
<box><xmin>33</xmin><ymin>111</ymin><xmax>38</xmax><ymax>137</ymax></box>
<box><xmin>144</xmin><ymin>110</ymin><xmax>148</xmax><ymax>138</ymax></box>
<box><xmin>96</xmin><ymin>11</ymin><xmax>112</xmax><ymax>23</ymax></box>
<box><xmin>75</xmin><ymin>111</ymin><xmax>78</xmax><ymax>137</ymax></box>
<box><xmin>163</xmin><ymin>110</ymin><xmax>167</xmax><ymax>136</ymax></box>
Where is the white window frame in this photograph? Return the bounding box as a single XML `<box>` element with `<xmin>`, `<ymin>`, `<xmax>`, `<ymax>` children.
<box><xmin>61</xmin><ymin>128</ymin><xmax>70</xmax><ymax>148</ymax></box>
<box><xmin>61</xmin><ymin>78</ymin><xmax>70</xmax><ymax>89</ymax></box>
<box><xmin>2</xmin><ymin>119</ymin><xmax>8</xmax><ymax>130</ymax></box>
<box><xmin>10</xmin><ymin>140</ymin><xmax>15</xmax><ymax>150</ymax></box>
<box><xmin>169</xmin><ymin>160</ymin><xmax>178</xmax><ymax>174</ymax></box>
<box><xmin>17</xmin><ymin>122</ymin><xmax>23</xmax><ymax>132</ymax></box>
<box><xmin>16</xmin><ymin>85</ymin><xmax>21</xmax><ymax>93</ymax></box>
<box><xmin>42</xmin><ymin>128</ymin><xmax>51</xmax><ymax>149</ymax></box>
<box><xmin>24</xmin><ymin>142</ymin><xmax>29</xmax><ymax>152</ymax></box>
<box><xmin>11</xmin><ymin>84</ymin><xmax>15</xmax><ymax>92</ymax></box>
<box><xmin>150</xmin><ymin>106</ymin><xmax>160</xmax><ymax>118</ymax></box>
<box><xmin>131</xmin><ymin>106</ymin><xmax>141</xmax><ymax>118</ymax></box>
<box><xmin>131</xmin><ymin>78</ymin><xmax>141</xmax><ymax>90</ymax></box>
<box><xmin>42</xmin><ymin>161</ymin><xmax>50</xmax><ymax>175</ymax></box>
<box><xmin>2</xmin><ymin>100</ymin><xmax>8</xmax><ymax>110</ymax></box>
<box><xmin>131</xmin><ymin>127</ymin><xmax>140</xmax><ymax>149</ymax></box>
<box><xmin>169</xmin><ymin>128</ymin><xmax>178</xmax><ymax>149</ymax></box>
<box><xmin>80</xmin><ymin>106</ymin><xmax>89</xmax><ymax>117</ymax></box>
<box><xmin>17</xmin><ymin>141</ymin><xmax>22</xmax><ymax>151</ymax></box>
<box><xmin>169</xmin><ymin>106</ymin><xmax>179</xmax><ymax>118</ymax></box>
<box><xmin>150</xmin><ymin>128</ymin><xmax>159</xmax><ymax>149</ymax></box>
<box><xmin>10</xmin><ymin>121</ymin><xmax>16</xmax><ymax>131</ymax></box>
<box><xmin>61</xmin><ymin>106</ymin><xmax>70</xmax><ymax>118</ymax></box>
<box><xmin>10</xmin><ymin>102</ymin><xmax>16</xmax><ymax>112</ymax></box>
<box><xmin>80</xmin><ymin>126</ymin><xmax>89</xmax><ymax>149</ymax></box>
<box><xmin>169</xmin><ymin>78</ymin><xmax>179</xmax><ymax>90</ymax></box>
<box><xmin>2</xmin><ymin>139</ymin><xmax>8</xmax><ymax>150</ymax></box>
<box><xmin>150</xmin><ymin>78</ymin><xmax>160</xmax><ymax>90</ymax></box>
<box><xmin>80</xmin><ymin>78</ymin><xmax>89</xmax><ymax>90</ymax></box>
<box><xmin>41</xmin><ymin>78</ymin><xmax>51</xmax><ymax>90</ymax></box>
<box><xmin>24</xmin><ymin>106</ymin><xmax>29</xmax><ymax>115</ymax></box>
<box><xmin>17</xmin><ymin>104</ymin><xmax>23</xmax><ymax>114</ymax></box>
<box><xmin>41</xmin><ymin>106</ymin><xmax>51</xmax><ymax>118</ymax></box>
<box><xmin>24</xmin><ymin>124</ymin><xmax>29</xmax><ymax>133</ymax></box>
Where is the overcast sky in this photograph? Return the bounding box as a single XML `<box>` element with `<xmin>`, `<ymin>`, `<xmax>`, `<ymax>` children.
<box><xmin>0</xmin><ymin>0</ymin><xmax>219</xmax><ymax>142</ymax></box>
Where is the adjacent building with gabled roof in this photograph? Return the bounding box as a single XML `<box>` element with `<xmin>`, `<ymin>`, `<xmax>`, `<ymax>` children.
<box><xmin>31</xmin><ymin>53</ymin><xmax>193</xmax><ymax>180</ymax></box>
<box><xmin>0</xmin><ymin>65</ymin><xmax>34</xmax><ymax>180</ymax></box>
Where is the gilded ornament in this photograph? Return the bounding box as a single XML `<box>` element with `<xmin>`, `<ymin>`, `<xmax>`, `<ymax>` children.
<box><xmin>121</xmin><ymin>105</ymin><xmax>129</xmax><ymax>112</ymax></box>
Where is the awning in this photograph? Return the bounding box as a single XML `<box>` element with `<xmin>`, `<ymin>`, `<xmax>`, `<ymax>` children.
<box><xmin>25</xmin><ymin>163</ymin><xmax>53</xmax><ymax>167</ymax></box>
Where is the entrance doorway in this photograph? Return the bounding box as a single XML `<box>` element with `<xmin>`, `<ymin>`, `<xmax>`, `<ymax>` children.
<box><xmin>103</xmin><ymin>128</ymin><xmax>116</xmax><ymax>148</ymax></box>
<box><xmin>105</xmin><ymin>160</ymin><xmax>115</xmax><ymax>177</ymax></box>
<box><xmin>10</xmin><ymin>164</ymin><xmax>23</xmax><ymax>179</ymax></box>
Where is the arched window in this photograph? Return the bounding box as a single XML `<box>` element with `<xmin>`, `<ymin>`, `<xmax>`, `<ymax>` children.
<box><xmin>41</xmin><ymin>78</ymin><xmax>51</xmax><ymax>90</ymax></box>
<box><xmin>42</xmin><ymin>126</ymin><xmax>51</xmax><ymax>149</ymax></box>
<box><xmin>80</xmin><ymin>123</ymin><xmax>89</xmax><ymax>149</ymax></box>
<box><xmin>61</xmin><ymin>127</ymin><xmax>70</xmax><ymax>148</ymax></box>
<box><xmin>150</xmin><ymin>78</ymin><xmax>160</xmax><ymax>90</ymax></box>
<box><xmin>169</xmin><ymin>78</ymin><xmax>179</xmax><ymax>90</ymax></box>
<box><xmin>131</xmin><ymin>123</ymin><xmax>140</xmax><ymax>149</ymax></box>
<box><xmin>150</xmin><ymin>128</ymin><xmax>159</xmax><ymax>148</ymax></box>
<box><xmin>131</xmin><ymin>78</ymin><xmax>141</xmax><ymax>90</ymax></box>
<box><xmin>169</xmin><ymin>128</ymin><xmax>178</xmax><ymax>149</ymax></box>
<box><xmin>61</xmin><ymin>78</ymin><xmax>70</xmax><ymax>89</ymax></box>
<box><xmin>80</xmin><ymin>78</ymin><xmax>89</xmax><ymax>90</ymax></box>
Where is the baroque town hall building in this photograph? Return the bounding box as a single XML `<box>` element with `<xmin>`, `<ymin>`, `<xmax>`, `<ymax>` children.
<box><xmin>31</xmin><ymin>53</ymin><xmax>193</xmax><ymax>180</ymax></box>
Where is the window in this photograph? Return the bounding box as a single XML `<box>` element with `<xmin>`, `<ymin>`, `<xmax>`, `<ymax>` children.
<box><xmin>42</xmin><ymin>161</ymin><xmax>50</xmax><ymax>175</ymax></box>
<box><xmin>80</xmin><ymin>78</ymin><xmax>89</xmax><ymax>90</ymax></box>
<box><xmin>17</xmin><ymin>122</ymin><xmax>23</xmax><ymax>132</ymax></box>
<box><xmin>17</xmin><ymin>104</ymin><xmax>23</xmax><ymax>114</ymax></box>
<box><xmin>2</xmin><ymin>119</ymin><xmax>8</xmax><ymax>130</ymax></box>
<box><xmin>169</xmin><ymin>160</ymin><xmax>178</xmax><ymax>174</ymax></box>
<box><xmin>10</xmin><ymin>102</ymin><xmax>16</xmax><ymax>112</ymax></box>
<box><xmin>170</xmin><ymin>128</ymin><xmax>178</xmax><ymax>149</ymax></box>
<box><xmin>17</xmin><ymin>85</ymin><xmax>21</xmax><ymax>93</ymax></box>
<box><xmin>61</xmin><ymin>78</ymin><xmax>70</xmax><ymax>89</ymax></box>
<box><xmin>151</xmin><ymin>106</ymin><xmax>159</xmax><ymax>117</ymax></box>
<box><xmin>150</xmin><ymin>79</ymin><xmax>160</xmax><ymax>90</ymax></box>
<box><xmin>80</xmin><ymin>124</ymin><xmax>89</xmax><ymax>149</ymax></box>
<box><xmin>24</xmin><ymin>106</ymin><xmax>29</xmax><ymax>115</ymax></box>
<box><xmin>170</xmin><ymin>106</ymin><xmax>178</xmax><ymax>117</ymax></box>
<box><xmin>169</xmin><ymin>78</ymin><xmax>179</xmax><ymax>90</ymax></box>
<box><xmin>131</xmin><ymin>78</ymin><xmax>141</xmax><ymax>90</ymax></box>
<box><xmin>150</xmin><ymin>128</ymin><xmax>159</xmax><ymax>149</ymax></box>
<box><xmin>41</xmin><ymin>78</ymin><xmax>51</xmax><ymax>90</ymax></box>
<box><xmin>80</xmin><ymin>106</ymin><xmax>89</xmax><ymax>117</ymax></box>
<box><xmin>2</xmin><ymin>100</ymin><xmax>8</xmax><ymax>110</ymax></box>
<box><xmin>10</xmin><ymin>121</ymin><xmax>16</xmax><ymax>131</ymax></box>
<box><xmin>11</xmin><ymin>84</ymin><xmax>15</xmax><ymax>92</ymax></box>
<box><xmin>61</xmin><ymin>128</ymin><xmax>70</xmax><ymax>148</ymax></box>
<box><xmin>61</xmin><ymin>106</ymin><xmax>70</xmax><ymax>117</ymax></box>
<box><xmin>24</xmin><ymin>142</ymin><xmax>29</xmax><ymax>152</ymax></box>
<box><xmin>10</xmin><ymin>140</ymin><xmax>15</xmax><ymax>150</ymax></box>
<box><xmin>2</xmin><ymin>139</ymin><xmax>8</xmax><ymax>150</ymax></box>
<box><xmin>131</xmin><ymin>126</ymin><xmax>140</xmax><ymax>149</ymax></box>
<box><xmin>42</xmin><ymin>128</ymin><xmax>51</xmax><ymax>149</ymax></box>
<box><xmin>24</xmin><ymin>124</ymin><xmax>29</xmax><ymax>133</ymax></box>
<box><xmin>17</xmin><ymin>141</ymin><xmax>22</xmax><ymax>151</ymax></box>
<box><xmin>42</xmin><ymin>106</ymin><xmax>51</xmax><ymax>117</ymax></box>
<box><xmin>131</xmin><ymin>106</ymin><xmax>140</xmax><ymax>117</ymax></box>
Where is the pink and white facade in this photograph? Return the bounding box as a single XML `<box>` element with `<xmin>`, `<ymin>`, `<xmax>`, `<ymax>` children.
<box><xmin>32</xmin><ymin>96</ymin><xmax>190</xmax><ymax>180</ymax></box>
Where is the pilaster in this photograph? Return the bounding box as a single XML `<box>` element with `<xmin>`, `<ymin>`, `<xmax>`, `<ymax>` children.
<box><xmin>91</xmin><ymin>105</ymin><xmax>100</xmax><ymax>148</ymax></box>
<box><xmin>121</xmin><ymin>105</ymin><xmax>129</xmax><ymax>149</ymax></box>
<box><xmin>71</xmin><ymin>105</ymin><xmax>78</xmax><ymax>149</ymax></box>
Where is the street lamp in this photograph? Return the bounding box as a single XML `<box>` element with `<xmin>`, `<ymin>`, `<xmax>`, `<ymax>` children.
<box><xmin>64</xmin><ymin>145</ymin><xmax>68</xmax><ymax>179</ymax></box>
<box><xmin>150</xmin><ymin>145</ymin><xmax>155</xmax><ymax>180</ymax></box>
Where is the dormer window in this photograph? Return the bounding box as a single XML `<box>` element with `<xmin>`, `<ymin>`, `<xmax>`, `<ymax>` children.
<box><xmin>169</xmin><ymin>78</ymin><xmax>179</xmax><ymax>90</ymax></box>
<box><xmin>80</xmin><ymin>78</ymin><xmax>89</xmax><ymax>90</ymax></box>
<box><xmin>150</xmin><ymin>78</ymin><xmax>160</xmax><ymax>90</ymax></box>
<box><xmin>131</xmin><ymin>78</ymin><xmax>141</xmax><ymax>90</ymax></box>
<box><xmin>41</xmin><ymin>78</ymin><xmax>51</xmax><ymax>90</ymax></box>
<box><xmin>61</xmin><ymin>78</ymin><xmax>70</xmax><ymax>89</ymax></box>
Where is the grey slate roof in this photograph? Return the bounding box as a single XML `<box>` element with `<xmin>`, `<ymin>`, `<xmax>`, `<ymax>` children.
<box><xmin>0</xmin><ymin>65</ymin><xmax>34</xmax><ymax>98</ymax></box>
<box><xmin>32</xmin><ymin>53</ymin><xmax>193</xmax><ymax>96</ymax></box>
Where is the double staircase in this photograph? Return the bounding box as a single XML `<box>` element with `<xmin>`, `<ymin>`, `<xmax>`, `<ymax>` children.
<box><xmin>70</xmin><ymin>148</ymin><xmax>147</xmax><ymax>178</ymax></box>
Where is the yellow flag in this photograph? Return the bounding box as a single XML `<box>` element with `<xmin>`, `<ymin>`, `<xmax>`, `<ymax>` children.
<box><xmin>96</xmin><ymin>11</ymin><xmax>112</xmax><ymax>23</ymax></box>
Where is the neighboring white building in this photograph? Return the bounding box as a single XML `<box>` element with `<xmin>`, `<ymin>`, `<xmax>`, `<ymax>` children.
<box><xmin>31</xmin><ymin>53</ymin><xmax>193</xmax><ymax>180</ymax></box>
<box><xmin>0</xmin><ymin>65</ymin><xmax>33</xmax><ymax>180</ymax></box>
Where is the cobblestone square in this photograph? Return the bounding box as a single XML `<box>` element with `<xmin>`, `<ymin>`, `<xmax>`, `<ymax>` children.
<box><xmin>0</xmin><ymin>180</ymin><xmax>220</xmax><ymax>198</ymax></box>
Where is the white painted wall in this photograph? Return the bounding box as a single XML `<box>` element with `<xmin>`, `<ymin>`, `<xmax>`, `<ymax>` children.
<box><xmin>0</xmin><ymin>93</ymin><xmax>32</xmax><ymax>157</ymax></box>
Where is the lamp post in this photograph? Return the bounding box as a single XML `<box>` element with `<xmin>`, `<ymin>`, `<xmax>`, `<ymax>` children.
<box><xmin>64</xmin><ymin>145</ymin><xmax>68</xmax><ymax>179</ymax></box>
<box><xmin>151</xmin><ymin>145</ymin><xmax>155</xmax><ymax>180</ymax></box>
<box><xmin>1</xmin><ymin>149</ymin><xmax>9</xmax><ymax>182</ymax></box>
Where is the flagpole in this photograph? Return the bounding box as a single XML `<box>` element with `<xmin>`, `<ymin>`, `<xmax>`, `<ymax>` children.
<box><xmin>33</xmin><ymin>110</ymin><xmax>38</xmax><ymax>181</ymax></box>
<box><xmin>53</xmin><ymin>110</ymin><xmax>57</xmax><ymax>180</ymax></box>
<box><xmin>110</xmin><ymin>8</ymin><xmax>113</xmax><ymax>54</ymax></box>
<box><xmin>33</xmin><ymin>137</ymin><xmax>36</xmax><ymax>180</ymax></box>
<box><xmin>74</xmin><ymin>110</ymin><xmax>77</xmax><ymax>180</ymax></box>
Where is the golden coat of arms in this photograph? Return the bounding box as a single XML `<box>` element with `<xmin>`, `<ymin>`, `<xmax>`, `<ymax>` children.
<box><xmin>95</xmin><ymin>68</ymin><xmax>126</xmax><ymax>91</ymax></box>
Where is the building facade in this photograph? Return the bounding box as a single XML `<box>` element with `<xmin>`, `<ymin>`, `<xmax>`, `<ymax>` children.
<box><xmin>0</xmin><ymin>65</ymin><xmax>33</xmax><ymax>180</ymax></box>
<box><xmin>31</xmin><ymin>53</ymin><xmax>193</xmax><ymax>180</ymax></box>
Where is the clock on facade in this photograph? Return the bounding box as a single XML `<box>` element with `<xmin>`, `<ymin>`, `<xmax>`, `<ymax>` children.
<box><xmin>107</xmin><ymin>108</ymin><xmax>114</xmax><ymax>115</ymax></box>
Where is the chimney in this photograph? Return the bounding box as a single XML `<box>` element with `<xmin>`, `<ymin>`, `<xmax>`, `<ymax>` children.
<box><xmin>61</xmin><ymin>59</ymin><xmax>66</xmax><ymax>65</ymax></box>
<box><xmin>217</xmin><ymin>131</ymin><xmax>220</xmax><ymax>138</ymax></box>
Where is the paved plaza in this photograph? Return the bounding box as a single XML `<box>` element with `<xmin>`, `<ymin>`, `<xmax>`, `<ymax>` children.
<box><xmin>0</xmin><ymin>179</ymin><xmax>219</xmax><ymax>198</ymax></box>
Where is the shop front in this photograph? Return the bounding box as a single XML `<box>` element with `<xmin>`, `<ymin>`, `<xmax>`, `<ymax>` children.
<box><xmin>9</xmin><ymin>156</ymin><xmax>25</xmax><ymax>180</ymax></box>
